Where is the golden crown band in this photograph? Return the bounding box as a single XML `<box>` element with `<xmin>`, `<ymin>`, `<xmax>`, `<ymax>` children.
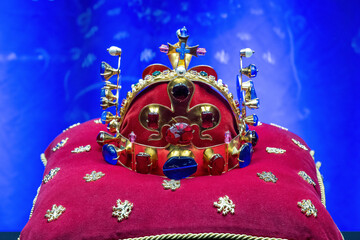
<box><xmin>97</xmin><ymin>130</ymin><xmax>256</xmax><ymax>179</ymax></box>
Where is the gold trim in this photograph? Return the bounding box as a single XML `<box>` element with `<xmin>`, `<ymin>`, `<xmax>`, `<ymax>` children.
<box><xmin>315</xmin><ymin>161</ymin><xmax>326</xmax><ymax>207</ymax></box>
<box><xmin>40</xmin><ymin>153</ymin><xmax>47</xmax><ymax>167</ymax></box>
<box><xmin>121</xmin><ymin>232</ymin><xmax>287</xmax><ymax>240</ymax></box>
<box><xmin>29</xmin><ymin>184</ymin><xmax>41</xmax><ymax>219</ymax></box>
<box><xmin>119</xmin><ymin>69</ymin><xmax>241</xmax><ymax>132</ymax></box>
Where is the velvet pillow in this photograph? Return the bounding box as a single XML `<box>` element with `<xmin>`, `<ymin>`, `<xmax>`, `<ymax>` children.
<box><xmin>20</xmin><ymin>120</ymin><xmax>343</xmax><ymax>240</ymax></box>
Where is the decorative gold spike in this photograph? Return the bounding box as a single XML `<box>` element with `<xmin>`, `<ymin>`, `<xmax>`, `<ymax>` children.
<box><xmin>100</xmin><ymin>97</ymin><xmax>117</xmax><ymax>110</ymax></box>
<box><xmin>244</xmin><ymin>98</ymin><xmax>259</xmax><ymax>109</ymax></box>
<box><xmin>100</xmin><ymin>61</ymin><xmax>119</xmax><ymax>81</ymax></box>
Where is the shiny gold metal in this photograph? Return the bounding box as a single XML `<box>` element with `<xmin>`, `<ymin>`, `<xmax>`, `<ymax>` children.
<box><xmin>167</xmin><ymin>147</ymin><xmax>195</xmax><ymax>159</ymax></box>
<box><xmin>240</xmin><ymin>65</ymin><xmax>258</xmax><ymax>78</ymax></box>
<box><xmin>104</xmin><ymin>81</ymin><xmax>121</xmax><ymax>90</ymax></box>
<box><xmin>102</xmin><ymin>112</ymin><xmax>120</xmax><ymax>124</ymax></box>
<box><xmin>145</xmin><ymin>147</ymin><xmax>158</xmax><ymax>164</ymax></box>
<box><xmin>203</xmin><ymin>148</ymin><xmax>215</xmax><ymax>162</ymax></box>
<box><xmin>118</xmin><ymin>69</ymin><xmax>241</xmax><ymax>133</ymax></box>
<box><xmin>244</xmin><ymin>115</ymin><xmax>257</xmax><ymax>126</ymax></box>
<box><xmin>244</xmin><ymin>98</ymin><xmax>259</xmax><ymax>109</ymax></box>
<box><xmin>102</xmin><ymin>88</ymin><xmax>117</xmax><ymax>101</ymax></box>
<box><xmin>100</xmin><ymin>61</ymin><xmax>120</xmax><ymax>81</ymax></box>
<box><xmin>108</xmin><ymin>119</ymin><xmax>120</xmax><ymax>133</ymax></box>
<box><xmin>100</xmin><ymin>97</ymin><xmax>117</xmax><ymax>110</ymax></box>
<box><xmin>97</xmin><ymin>131</ymin><xmax>116</xmax><ymax>146</ymax></box>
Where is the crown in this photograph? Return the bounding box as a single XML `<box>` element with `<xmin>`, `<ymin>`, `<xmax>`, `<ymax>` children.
<box><xmin>96</xmin><ymin>27</ymin><xmax>260</xmax><ymax>180</ymax></box>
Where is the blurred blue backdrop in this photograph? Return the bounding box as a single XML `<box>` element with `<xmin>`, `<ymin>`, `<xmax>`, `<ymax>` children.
<box><xmin>0</xmin><ymin>0</ymin><xmax>359</xmax><ymax>232</ymax></box>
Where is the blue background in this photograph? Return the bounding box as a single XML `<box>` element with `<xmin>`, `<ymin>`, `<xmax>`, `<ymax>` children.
<box><xmin>0</xmin><ymin>0</ymin><xmax>359</xmax><ymax>232</ymax></box>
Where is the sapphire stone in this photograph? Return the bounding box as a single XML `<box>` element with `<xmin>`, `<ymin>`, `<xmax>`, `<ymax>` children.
<box><xmin>163</xmin><ymin>156</ymin><xmax>197</xmax><ymax>180</ymax></box>
<box><xmin>239</xmin><ymin>143</ymin><xmax>253</xmax><ymax>168</ymax></box>
<box><xmin>102</xmin><ymin>144</ymin><xmax>118</xmax><ymax>165</ymax></box>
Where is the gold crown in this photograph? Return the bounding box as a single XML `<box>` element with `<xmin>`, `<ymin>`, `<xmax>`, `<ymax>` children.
<box><xmin>97</xmin><ymin>27</ymin><xmax>260</xmax><ymax>180</ymax></box>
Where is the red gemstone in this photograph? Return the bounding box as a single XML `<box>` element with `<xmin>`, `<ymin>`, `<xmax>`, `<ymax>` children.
<box><xmin>201</xmin><ymin>111</ymin><xmax>214</xmax><ymax>128</ymax></box>
<box><xmin>209</xmin><ymin>154</ymin><xmax>225</xmax><ymax>175</ymax></box>
<box><xmin>136</xmin><ymin>152</ymin><xmax>151</xmax><ymax>174</ymax></box>
<box><xmin>147</xmin><ymin>112</ymin><xmax>159</xmax><ymax>129</ymax></box>
<box><xmin>165</xmin><ymin>123</ymin><xmax>193</xmax><ymax>145</ymax></box>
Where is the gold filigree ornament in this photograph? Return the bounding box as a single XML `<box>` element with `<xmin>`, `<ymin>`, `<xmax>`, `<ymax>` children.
<box><xmin>297</xmin><ymin>199</ymin><xmax>317</xmax><ymax>217</ymax></box>
<box><xmin>292</xmin><ymin>138</ymin><xmax>308</xmax><ymax>151</ymax></box>
<box><xmin>257</xmin><ymin>171</ymin><xmax>278</xmax><ymax>183</ymax></box>
<box><xmin>112</xmin><ymin>199</ymin><xmax>133</xmax><ymax>222</ymax></box>
<box><xmin>52</xmin><ymin>137</ymin><xmax>69</xmax><ymax>152</ymax></box>
<box><xmin>162</xmin><ymin>179</ymin><xmax>181</xmax><ymax>191</ymax></box>
<box><xmin>45</xmin><ymin>204</ymin><xmax>66</xmax><ymax>222</ymax></box>
<box><xmin>298</xmin><ymin>171</ymin><xmax>316</xmax><ymax>187</ymax></box>
<box><xmin>214</xmin><ymin>195</ymin><xmax>235</xmax><ymax>216</ymax></box>
<box><xmin>42</xmin><ymin>167</ymin><xmax>60</xmax><ymax>184</ymax></box>
<box><xmin>83</xmin><ymin>171</ymin><xmax>105</xmax><ymax>182</ymax></box>
<box><xmin>71</xmin><ymin>144</ymin><xmax>91</xmax><ymax>153</ymax></box>
<box><xmin>266</xmin><ymin>147</ymin><xmax>286</xmax><ymax>154</ymax></box>
<box><xmin>97</xmin><ymin>27</ymin><xmax>261</xmax><ymax>180</ymax></box>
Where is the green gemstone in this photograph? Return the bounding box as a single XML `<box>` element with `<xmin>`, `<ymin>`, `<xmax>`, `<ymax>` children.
<box><xmin>152</xmin><ymin>71</ymin><xmax>161</xmax><ymax>77</ymax></box>
<box><xmin>200</xmin><ymin>71</ymin><xmax>208</xmax><ymax>77</ymax></box>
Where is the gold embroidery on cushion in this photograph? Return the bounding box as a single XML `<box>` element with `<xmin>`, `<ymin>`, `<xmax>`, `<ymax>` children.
<box><xmin>162</xmin><ymin>179</ymin><xmax>180</xmax><ymax>191</ymax></box>
<box><xmin>270</xmin><ymin>123</ymin><xmax>288</xmax><ymax>130</ymax></box>
<box><xmin>62</xmin><ymin>122</ymin><xmax>80</xmax><ymax>132</ymax></box>
<box><xmin>45</xmin><ymin>204</ymin><xmax>66</xmax><ymax>222</ymax></box>
<box><xmin>291</xmin><ymin>138</ymin><xmax>308</xmax><ymax>151</ymax></box>
<box><xmin>52</xmin><ymin>137</ymin><xmax>69</xmax><ymax>152</ymax></box>
<box><xmin>298</xmin><ymin>171</ymin><xmax>316</xmax><ymax>186</ymax></box>
<box><xmin>40</xmin><ymin>153</ymin><xmax>47</xmax><ymax>167</ymax></box>
<box><xmin>112</xmin><ymin>199</ymin><xmax>133</xmax><ymax>222</ymax></box>
<box><xmin>297</xmin><ymin>199</ymin><xmax>317</xmax><ymax>217</ymax></box>
<box><xmin>83</xmin><ymin>171</ymin><xmax>105</xmax><ymax>182</ymax></box>
<box><xmin>42</xmin><ymin>167</ymin><xmax>60</xmax><ymax>184</ymax></box>
<box><xmin>316</xmin><ymin>161</ymin><xmax>326</xmax><ymax>207</ymax></box>
<box><xmin>214</xmin><ymin>195</ymin><xmax>235</xmax><ymax>216</ymax></box>
<box><xmin>257</xmin><ymin>171</ymin><xmax>278</xmax><ymax>183</ymax></box>
<box><xmin>71</xmin><ymin>144</ymin><xmax>91</xmax><ymax>153</ymax></box>
<box><xmin>266</xmin><ymin>147</ymin><xmax>286</xmax><ymax>154</ymax></box>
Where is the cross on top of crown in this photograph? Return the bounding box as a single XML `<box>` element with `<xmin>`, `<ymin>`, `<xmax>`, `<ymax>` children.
<box><xmin>160</xmin><ymin>27</ymin><xmax>206</xmax><ymax>73</ymax></box>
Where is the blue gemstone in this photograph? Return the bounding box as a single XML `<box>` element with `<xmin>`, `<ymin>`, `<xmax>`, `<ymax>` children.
<box><xmin>163</xmin><ymin>156</ymin><xmax>197</xmax><ymax>180</ymax></box>
<box><xmin>101</xmin><ymin>111</ymin><xmax>108</xmax><ymax>124</ymax></box>
<box><xmin>102</xmin><ymin>144</ymin><xmax>118</xmax><ymax>165</ymax></box>
<box><xmin>236</xmin><ymin>75</ymin><xmax>244</xmax><ymax>105</ymax></box>
<box><xmin>239</xmin><ymin>143</ymin><xmax>253</xmax><ymax>168</ymax></box>
<box><xmin>245</xmin><ymin>124</ymin><xmax>249</xmax><ymax>131</ymax></box>
<box><xmin>250</xmin><ymin>64</ymin><xmax>258</xmax><ymax>78</ymax></box>
<box><xmin>100</xmin><ymin>88</ymin><xmax>106</xmax><ymax>97</ymax></box>
<box><xmin>179</xmin><ymin>26</ymin><xmax>188</xmax><ymax>38</ymax></box>
<box><xmin>249</xmin><ymin>81</ymin><xmax>257</xmax><ymax>100</ymax></box>
<box><xmin>100</xmin><ymin>62</ymin><xmax>106</xmax><ymax>80</ymax></box>
<box><xmin>253</xmin><ymin>114</ymin><xmax>259</xmax><ymax>126</ymax></box>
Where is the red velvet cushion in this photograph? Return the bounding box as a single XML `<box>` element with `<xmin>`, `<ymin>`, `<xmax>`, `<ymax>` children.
<box><xmin>20</xmin><ymin>120</ymin><xmax>342</xmax><ymax>240</ymax></box>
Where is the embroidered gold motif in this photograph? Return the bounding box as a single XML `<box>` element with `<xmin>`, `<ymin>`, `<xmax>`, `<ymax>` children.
<box><xmin>257</xmin><ymin>171</ymin><xmax>278</xmax><ymax>183</ymax></box>
<box><xmin>214</xmin><ymin>195</ymin><xmax>235</xmax><ymax>216</ymax></box>
<box><xmin>257</xmin><ymin>121</ymin><xmax>263</xmax><ymax>126</ymax></box>
<box><xmin>297</xmin><ymin>199</ymin><xmax>317</xmax><ymax>217</ymax></box>
<box><xmin>83</xmin><ymin>171</ymin><xmax>105</xmax><ymax>182</ymax></box>
<box><xmin>62</xmin><ymin>123</ymin><xmax>80</xmax><ymax>132</ymax></box>
<box><xmin>94</xmin><ymin>119</ymin><xmax>102</xmax><ymax>124</ymax></box>
<box><xmin>43</xmin><ymin>167</ymin><xmax>60</xmax><ymax>184</ymax></box>
<box><xmin>52</xmin><ymin>138</ymin><xmax>69</xmax><ymax>152</ymax></box>
<box><xmin>162</xmin><ymin>179</ymin><xmax>181</xmax><ymax>191</ymax></box>
<box><xmin>266</xmin><ymin>147</ymin><xmax>286</xmax><ymax>154</ymax></box>
<box><xmin>292</xmin><ymin>138</ymin><xmax>308</xmax><ymax>151</ymax></box>
<box><xmin>112</xmin><ymin>199</ymin><xmax>133</xmax><ymax>222</ymax></box>
<box><xmin>270</xmin><ymin>123</ymin><xmax>288</xmax><ymax>130</ymax></box>
<box><xmin>298</xmin><ymin>171</ymin><xmax>316</xmax><ymax>186</ymax></box>
<box><xmin>45</xmin><ymin>204</ymin><xmax>66</xmax><ymax>222</ymax></box>
<box><xmin>71</xmin><ymin>144</ymin><xmax>91</xmax><ymax>153</ymax></box>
